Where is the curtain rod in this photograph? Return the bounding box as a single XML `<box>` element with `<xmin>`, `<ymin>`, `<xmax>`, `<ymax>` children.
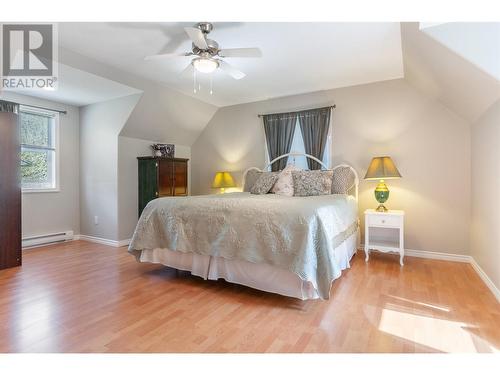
<box><xmin>19</xmin><ymin>103</ymin><xmax>67</xmax><ymax>115</ymax></box>
<box><xmin>257</xmin><ymin>105</ymin><xmax>335</xmax><ymax>118</ymax></box>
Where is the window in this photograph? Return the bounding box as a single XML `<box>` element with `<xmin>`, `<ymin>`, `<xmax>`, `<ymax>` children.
<box><xmin>20</xmin><ymin>107</ymin><xmax>59</xmax><ymax>192</ymax></box>
<box><xmin>266</xmin><ymin>119</ymin><xmax>331</xmax><ymax>170</ymax></box>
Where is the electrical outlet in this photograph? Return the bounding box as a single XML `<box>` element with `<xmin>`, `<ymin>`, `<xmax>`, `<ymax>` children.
<box><xmin>94</xmin><ymin>216</ymin><xmax>99</xmax><ymax>225</ymax></box>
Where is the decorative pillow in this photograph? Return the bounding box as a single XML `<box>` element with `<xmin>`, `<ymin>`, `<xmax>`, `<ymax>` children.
<box><xmin>292</xmin><ymin>170</ymin><xmax>333</xmax><ymax>196</ymax></box>
<box><xmin>243</xmin><ymin>169</ymin><xmax>262</xmax><ymax>192</ymax></box>
<box><xmin>271</xmin><ymin>164</ymin><xmax>301</xmax><ymax>196</ymax></box>
<box><xmin>331</xmin><ymin>167</ymin><xmax>355</xmax><ymax>194</ymax></box>
<box><xmin>250</xmin><ymin>172</ymin><xmax>280</xmax><ymax>195</ymax></box>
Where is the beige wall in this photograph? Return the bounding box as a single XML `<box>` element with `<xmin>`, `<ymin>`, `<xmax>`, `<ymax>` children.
<box><xmin>471</xmin><ymin>100</ymin><xmax>500</xmax><ymax>290</ymax></box>
<box><xmin>117</xmin><ymin>136</ymin><xmax>191</xmax><ymax>240</ymax></box>
<box><xmin>79</xmin><ymin>94</ymin><xmax>141</xmax><ymax>241</ymax></box>
<box><xmin>191</xmin><ymin>79</ymin><xmax>471</xmax><ymax>254</ymax></box>
<box><xmin>1</xmin><ymin>92</ymin><xmax>81</xmax><ymax>238</ymax></box>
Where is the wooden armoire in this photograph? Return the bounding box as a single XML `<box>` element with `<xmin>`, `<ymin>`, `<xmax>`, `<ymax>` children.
<box><xmin>137</xmin><ymin>157</ymin><xmax>189</xmax><ymax>217</ymax></box>
<box><xmin>0</xmin><ymin>100</ymin><xmax>22</xmax><ymax>270</ymax></box>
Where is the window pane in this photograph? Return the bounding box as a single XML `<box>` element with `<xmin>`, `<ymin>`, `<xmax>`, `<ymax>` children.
<box><xmin>21</xmin><ymin>148</ymin><xmax>55</xmax><ymax>189</ymax></box>
<box><xmin>20</xmin><ymin>112</ymin><xmax>53</xmax><ymax>147</ymax></box>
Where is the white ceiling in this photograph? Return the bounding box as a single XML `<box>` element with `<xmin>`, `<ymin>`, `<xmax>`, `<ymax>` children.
<box><xmin>59</xmin><ymin>22</ymin><xmax>404</xmax><ymax>107</ymax></box>
<box><xmin>420</xmin><ymin>22</ymin><xmax>500</xmax><ymax>80</ymax></box>
<box><xmin>3</xmin><ymin>63</ymin><xmax>142</xmax><ymax>106</ymax></box>
<box><xmin>401</xmin><ymin>22</ymin><xmax>500</xmax><ymax>123</ymax></box>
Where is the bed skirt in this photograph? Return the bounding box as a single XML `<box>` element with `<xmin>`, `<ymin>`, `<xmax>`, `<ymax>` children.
<box><xmin>137</xmin><ymin>230</ymin><xmax>359</xmax><ymax>300</ymax></box>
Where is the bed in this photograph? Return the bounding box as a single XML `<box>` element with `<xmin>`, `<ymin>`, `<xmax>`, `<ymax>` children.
<box><xmin>128</xmin><ymin>153</ymin><xmax>359</xmax><ymax>300</ymax></box>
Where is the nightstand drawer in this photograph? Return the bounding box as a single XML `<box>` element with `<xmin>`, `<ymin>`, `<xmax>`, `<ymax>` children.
<box><xmin>367</xmin><ymin>214</ymin><xmax>401</xmax><ymax>227</ymax></box>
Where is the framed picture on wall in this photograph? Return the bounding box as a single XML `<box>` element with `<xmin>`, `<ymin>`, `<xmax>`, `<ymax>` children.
<box><xmin>151</xmin><ymin>143</ymin><xmax>175</xmax><ymax>158</ymax></box>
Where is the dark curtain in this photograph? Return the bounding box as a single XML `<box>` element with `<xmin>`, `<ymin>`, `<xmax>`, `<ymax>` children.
<box><xmin>263</xmin><ymin>112</ymin><xmax>298</xmax><ymax>171</ymax></box>
<box><xmin>0</xmin><ymin>100</ymin><xmax>19</xmax><ymax>114</ymax></box>
<box><xmin>298</xmin><ymin>107</ymin><xmax>331</xmax><ymax>170</ymax></box>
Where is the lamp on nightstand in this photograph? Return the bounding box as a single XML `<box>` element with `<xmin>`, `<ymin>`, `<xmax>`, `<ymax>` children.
<box><xmin>364</xmin><ymin>156</ymin><xmax>402</xmax><ymax>212</ymax></box>
<box><xmin>212</xmin><ymin>171</ymin><xmax>236</xmax><ymax>194</ymax></box>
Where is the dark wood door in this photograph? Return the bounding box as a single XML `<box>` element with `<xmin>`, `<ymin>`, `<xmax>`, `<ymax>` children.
<box><xmin>138</xmin><ymin>159</ymin><xmax>158</xmax><ymax>217</ymax></box>
<box><xmin>0</xmin><ymin>111</ymin><xmax>21</xmax><ymax>270</ymax></box>
<box><xmin>173</xmin><ymin>160</ymin><xmax>188</xmax><ymax>196</ymax></box>
<box><xmin>158</xmin><ymin>159</ymin><xmax>174</xmax><ymax>197</ymax></box>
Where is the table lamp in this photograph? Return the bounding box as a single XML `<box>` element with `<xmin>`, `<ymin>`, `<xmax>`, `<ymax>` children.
<box><xmin>212</xmin><ymin>171</ymin><xmax>236</xmax><ymax>193</ymax></box>
<box><xmin>364</xmin><ymin>156</ymin><xmax>402</xmax><ymax>212</ymax></box>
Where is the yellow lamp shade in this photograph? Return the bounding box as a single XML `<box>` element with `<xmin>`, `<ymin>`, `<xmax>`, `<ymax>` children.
<box><xmin>212</xmin><ymin>171</ymin><xmax>236</xmax><ymax>189</ymax></box>
<box><xmin>364</xmin><ymin>156</ymin><xmax>402</xmax><ymax>180</ymax></box>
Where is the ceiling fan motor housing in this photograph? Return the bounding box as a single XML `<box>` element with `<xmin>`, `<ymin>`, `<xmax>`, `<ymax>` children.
<box><xmin>192</xmin><ymin>39</ymin><xmax>219</xmax><ymax>56</ymax></box>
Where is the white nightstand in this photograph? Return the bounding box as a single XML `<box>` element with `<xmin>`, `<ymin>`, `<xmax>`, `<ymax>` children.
<box><xmin>364</xmin><ymin>209</ymin><xmax>405</xmax><ymax>266</ymax></box>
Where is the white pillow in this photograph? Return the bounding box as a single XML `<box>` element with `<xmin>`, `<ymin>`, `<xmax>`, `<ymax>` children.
<box><xmin>271</xmin><ymin>164</ymin><xmax>302</xmax><ymax>196</ymax></box>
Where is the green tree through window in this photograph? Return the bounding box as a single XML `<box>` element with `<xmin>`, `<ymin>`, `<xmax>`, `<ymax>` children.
<box><xmin>20</xmin><ymin>108</ymin><xmax>58</xmax><ymax>190</ymax></box>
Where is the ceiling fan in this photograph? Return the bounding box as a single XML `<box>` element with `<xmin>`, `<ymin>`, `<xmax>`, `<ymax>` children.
<box><xmin>145</xmin><ymin>22</ymin><xmax>262</xmax><ymax>80</ymax></box>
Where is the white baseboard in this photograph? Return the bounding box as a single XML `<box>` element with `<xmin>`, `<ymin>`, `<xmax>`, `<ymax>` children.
<box><xmin>77</xmin><ymin>235</ymin><xmax>130</xmax><ymax>248</ymax></box>
<box><xmin>470</xmin><ymin>257</ymin><xmax>500</xmax><ymax>303</ymax></box>
<box><xmin>404</xmin><ymin>249</ymin><xmax>471</xmax><ymax>263</ymax></box>
<box><xmin>359</xmin><ymin>245</ymin><xmax>499</xmax><ymax>302</ymax></box>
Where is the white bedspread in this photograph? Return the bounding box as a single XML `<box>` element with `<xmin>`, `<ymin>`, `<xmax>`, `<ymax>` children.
<box><xmin>129</xmin><ymin>192</ymin><xmax>358</xmax><ymax>299</ymax></box>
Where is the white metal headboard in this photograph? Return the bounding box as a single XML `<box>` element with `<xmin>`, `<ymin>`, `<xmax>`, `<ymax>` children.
<box><xmin>266</xmin><ymin>152</ymin><xmax>328</xmax><ymax>170</ymax></box>
<box><xmin>242</xmin><ymin>152</ymin><xmax>359</xmax><ymax>201</ymax></box>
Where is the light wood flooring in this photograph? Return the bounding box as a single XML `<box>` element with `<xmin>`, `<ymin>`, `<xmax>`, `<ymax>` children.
<box><xmin>0</xmin><ymin>240</ymin><xmax>498</xmax><ymax>353</ymax></box>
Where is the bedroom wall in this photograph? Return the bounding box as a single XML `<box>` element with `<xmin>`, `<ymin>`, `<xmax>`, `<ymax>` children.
<box><xmin>117</xmin><ymin>136</ymin><xmax>191</xmax><ymax>241</ymax></box>
<box><xmin>79</xmin><ymin>94</ymin><xmax>142</xmax><ymax>241</ymax></box>
<box><xmin>0</xmin><ymin>92</ymin><xmax>81</xmax><ymax>239</ymax></box>
<box><xmin>471</xmin><ymin>99</ymin><xmax>500</xmax><ymax>291</ymax></box>
<box><xmin>191</xmin><ymin>78</ymin><xmax>471</xmax><ymax>255</ymax></box>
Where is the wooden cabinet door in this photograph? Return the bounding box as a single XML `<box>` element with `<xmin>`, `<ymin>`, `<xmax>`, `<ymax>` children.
<box><xmin>0</xmin><ymin>111</ymin><xmax>21</xmax><ymax>270</ymax></box>
<box><xmin>173</xmin><ymin>160</ymin><xmax>188</xmax><ymax>196</ymax></box>
<box><xmin>158</xmin><ymin>159</ymin><xmax>174</xmax><ymax>197</ymax></box>
<box><xmin>138</xmin><ymin>159</ymin><xmax>158</xmax><ymax>217</ymax></box>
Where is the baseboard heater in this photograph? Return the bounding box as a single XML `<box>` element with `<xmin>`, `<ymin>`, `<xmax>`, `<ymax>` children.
<box><xmin>22</xmin><ymin>230</ymin><xmax>75</xmax><ymax>249</ymax></box>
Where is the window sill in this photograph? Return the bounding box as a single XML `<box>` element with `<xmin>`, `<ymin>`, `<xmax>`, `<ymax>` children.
<box><xmin>22</xmin><ymin>188</ymin><xmax>60</xmax><ymax>194</ymax></box>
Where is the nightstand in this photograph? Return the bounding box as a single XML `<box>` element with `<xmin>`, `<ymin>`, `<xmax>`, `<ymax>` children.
<box><xmin>364</xmin><ymin>209</ymin><xmax>405</xmax><ymax>266</ymax></box>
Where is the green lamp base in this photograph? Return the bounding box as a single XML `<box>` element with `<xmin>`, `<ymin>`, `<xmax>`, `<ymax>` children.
<box><xmin>374</xmin><ymin>180</ymin><xmax>390</xmax><ymax>212</ymax></box>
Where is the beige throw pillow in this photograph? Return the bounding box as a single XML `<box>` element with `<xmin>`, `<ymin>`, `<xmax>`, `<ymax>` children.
<box><xmin>331</xmin><ymin>166</ymin><xmax>355</xmax><ymax>194</ymax></box>
<box><xmin>250</xmin><ymin>172</ymin><xmax>280</xmax><ymax>195</ymax></box>
<box><xmin>292</xmin><ymin>170</ymin><xmax>333</xmax><ymax>196</ymax></box>
<box><xmin>271</xmin><ymin>164</ymin><xmax>302</xmax><ymax>196</ymax></box>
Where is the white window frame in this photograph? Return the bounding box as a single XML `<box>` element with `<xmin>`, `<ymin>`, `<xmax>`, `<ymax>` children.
<box><xmin>20</xmin><ymin>105</ymin><xmax>60</xmax><ymax>193</ymax></box>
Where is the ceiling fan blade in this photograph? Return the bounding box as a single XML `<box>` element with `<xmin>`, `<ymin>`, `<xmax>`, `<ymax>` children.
<box><xmin>144</xmin><ymin>52</ymin><xmax>191</xmax><ymax>61</ymax></box>
<box><xmin>218</xmin><ymin>48</ymin><xmax>262</xmax><ymax>58</ymax></box>
<box><xmin>219</xmin><ymin>60</ymin><xmax>246</xmax><ymax>80</ymax></box>
<box><xmin>184</xmin><ymin>27</ymin><xmax>208</xmax><ymax>49</ymax></box>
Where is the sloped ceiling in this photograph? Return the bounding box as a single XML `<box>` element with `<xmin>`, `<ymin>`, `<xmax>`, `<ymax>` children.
<box><xmin>401</xmin><ymin>22</ymin><xmax>500</xmax><ymax>123</ymax></box>
<box><xmin>420</xmin><ymin>22</ymin><xmax>500</xmax><ymax>80</ymax></box>
<box><xmin>58</xmin><ymin>22</ymin><xmax>404</xmax><ymax>107</ymax></box>
<box><xmin>59</xmin><ymin>48</ymin><xmax>218</xmax><ymax>146</ymax></box>
<box><xmin>3</xmin><ymin>62</ymin><xmax>141</xmax><ymax>106</ymax></box>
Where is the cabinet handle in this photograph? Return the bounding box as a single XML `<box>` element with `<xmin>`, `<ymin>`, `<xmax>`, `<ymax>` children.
<box><xmin>155</xmin><ymin>191</ymin><xmax>159</xmax><ymax>197</ymax></box>
<box><xmin>155</xmin><ymin>162</ymin><xmax>158</xmax><ymax>168</ymax></box>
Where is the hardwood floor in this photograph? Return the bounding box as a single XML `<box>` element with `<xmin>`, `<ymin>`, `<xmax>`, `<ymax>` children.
<box><xmin>0</xmin><ymin>240</ymin><xmax>498</xmax><ymax>353</ymax></box>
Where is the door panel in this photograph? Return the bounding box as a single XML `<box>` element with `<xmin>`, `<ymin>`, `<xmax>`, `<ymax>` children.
<box><xmin>173</xmin><ymin>161</ymin><xmax>188</xmax><ymax>196</ymax></box>
<box><xmin>0</xmin><ymin>111</ymin><xmax>21</xmax><ymax>270</ymax></box>
<box><xmin>138</xmin><ymin>159</ymin><xmax>158</xmax><ymax>217</ymax></box>
<box><xmin>158</xmin><ymin>160</ymin><xmax>174</xmax><ymax>197</ymax></box>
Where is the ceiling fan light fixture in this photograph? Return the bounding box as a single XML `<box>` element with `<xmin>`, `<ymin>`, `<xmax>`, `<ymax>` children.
<box><xmin>192</xmin><ymin>57</ymin><xmax>219</xmax><ymax>73</ymax></box>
